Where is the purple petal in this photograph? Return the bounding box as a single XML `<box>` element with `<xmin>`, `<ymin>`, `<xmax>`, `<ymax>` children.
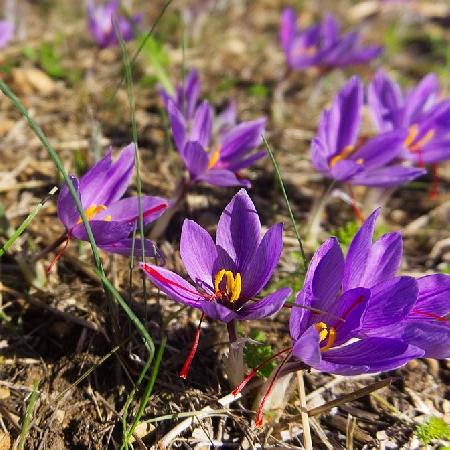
<box><xmin>343</xmin><ymin>208</ymin><xmax>380</xmax><ymax>291</ymax></box>
<box><xmin>215</xmin><ymin>101</ymin><xmax>237</xmax><ymax>136</ymax></box>
<box><xmin>404</xmin><ymin>73</ymin><xmax>440</xmax><ymax>124</ymax></box>
<box><xmin>241</xmin><ymin>223</ymin><xmax>284</xmax><ymax>298</ymax></box>
<box><xmin>184</xmin><ymin>69</ymin><xmax>200</xmax><ymax>118</ymax></box>
<box><xmin>321</xmin><ymin>14</ymin><xmax>339</xmax><ymax>47</ymax></box>
<box><xmin>280</xmin><ymin>7</ymin><xmax>297</xmax><ymax>52</ymax></box>
<box><xmin>196</xmin><ymin>169</ymin><xmax>251</xmax><ymax>188</ymax></box>
<box><xmin>140</xmin><ymin>263</ymin><xmax>203</xmax><ymax>308</ymax></box>
<box><xmin>200</xmin><ymin>301</ymin><xmax>238</xmax><ymax>323</ymax></box>
<box><xmin>292</xmin><ymin>325</ymin><xmax>322</xmax><ymax>367</ymax></box>
<box><xmin>180</xmin><ymin>219</ymin><xmax>217</xmax><ymax>289</ymax></box>
<box><xmin>351</xmin><ymin>130</ymin><xmax>406</xmax><ymax>170</ymax></box>
<box><xmin>368</xmin><ymin>69</ymin><xmax>404</xmax><ymax>132</ymax></box>
<box><xmin>359</xmin><ymin>232</ymin><xmax>403</xmax><ymax>287</ymax></box>
<box><xmin>329</xmin><ymin>159</ymin><xmax>363</xmax><ymax>181</ymax></box>
<box><xmin>168</xmin><ymin>99</ymin><xmax>187</xmax><ymax>151</ymax></box>
<box><xmin>289</xmin><ymin>289</ymin><xmax>313</xmax><ymax>342</ymax></box>
<box><xmin>224</xmin><ymin>150</ymin><xmax>266</xmax><ymax>172</ymax></box>
<box><xmin>309</xmin><ymin>237</ymin><xmax>345</xmax><ymax>313</ymax></box>
<box><xmin>326</xmin><ymin>287</ymin><xmax>370</xmax><ymax>346</ymax></box>
<box><xmin>95</xmin><ymin>196</ymin><xmax>168</xmax><ymax>225</ymax></box>
<box><xmin>71</xmin><ymin>219</ymin><xmax>134</xmax><ymax>244</ymax></box>
<box><xmin>190</xmin><ymin>100</ymin><xmax>212</xmax><ymax>148</ymax></box>
<box><xmin>216</xmin><ymin>189</ymin><xmax>261</xmax><ymax>272</ymax></box>
<box><xmin>219</xmin><ymin>118</ymin><xmax>266</xmax><ymax>161</ymax></box>
<box><xmin>322</xmin><ymin>337</ymin><xmax>422</xmax><ymax>373</ymax></box>
<box><xmin>361</xmin><ymin>276</ymin><xmax>418</xmax><ymax>331</ymax></box>
<box><xmin>99</xmin><ymin>238</ymin><xmax>164</xmax><ymax>262</ymax></box>
<box><xmin>238</xmin><ymin>287</ymin><xmax>291</xmax><ymax>320</ymax></box>
<box><xmin>180</xmin><ymin>141</ymin><xmax>209</xmax><ymax>179</ymax></box>
<box><xmin>57</xmin><ymin>176</ymin><xmax>80</xmax><ymax>229</ymax></box>
<box><xmin>402</xmin><ymin>321</ymin><xmax>450</xmax><ymax>359</ymax></box>
<box><xmin>349</xmin><ymin>165</ymin><xmax>426</xmax><ymax>187</ymax></box>
<box><xmin>79</xmin><ymin>144</ymin><xmax>135</xmax><ymax>207</ymax></box>
<box><xmin>414</xmin><ymin>274</ymin><xmax>450</xmax><ymax>317</ymax></box>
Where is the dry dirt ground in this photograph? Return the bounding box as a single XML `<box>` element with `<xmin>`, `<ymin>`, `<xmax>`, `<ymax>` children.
<box><xmin>0</xmin><ymin>0</ymin><xmax>449</xmax><ymax>448</ymax></box>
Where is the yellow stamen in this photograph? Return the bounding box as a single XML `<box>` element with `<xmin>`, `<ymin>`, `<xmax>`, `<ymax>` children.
<box><xmin>329</xmin><ymin>145</ymin><xmax>356</xmax><ymax>168</ymax></box>
<box><xmin>409</xmin><ymin>128</ymin><xmax>435</xmax><ymax>153</ymax></box>
<box><xmin>213</xmin><ymin>269</ymin><xmax>242</xmax><ymax>303</ymax></box>
<box><xmin>76</xmin><ymin>204</ymin><xmax>108</xmax><ymax>224</ymax></box>
<box><xmin>315</xmin><ymin>322</ymin><xmax>337</xmax><ymax>352</ymax></box>
<box><xmin>208</xmin><ymin>146</ymin><xmax>221</xmax><ymax>169</ymax></box>
<box><xmin>404</xmin><ymin>124</ymin><xmax>419</xmax><ymax>148</ymax></box>
<box><xmin>105</xmin><ymin>215</ymin><xmax>112</xmax><ymax>222</ymax></box>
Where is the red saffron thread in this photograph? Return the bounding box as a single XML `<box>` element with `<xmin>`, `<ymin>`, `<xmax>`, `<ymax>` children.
<box><xmin>347</xmin><ymin>185</ymin><xmax>365</xmax><ymax>224</ymax></box>
<box><xmin>142</xmin><ymin>203</ymin><xmax>168</xmax><ymax>219</ymax></box>
<box><xmin>412</xmin><ymin>309</ymin><xmax>449</xmax><ymax>323</ymax></box>
<box><xmin>179</xmin><ymin>312</ymin><xmax>205</xmax><ymax>379</ymax></box>
<box><xmin>231</xmin><ymin>347</ymin><xmax>292</xmax><ymax>397</ymax></box>
<box><xmin>46</xmin><ymin>234</ymin><xmax>71</xmax><ymax>274</ymax></box>
<box><xmin>255</xmin><ymin>350</ymin><xmax>293</xmax><ymax>428</ymax></box>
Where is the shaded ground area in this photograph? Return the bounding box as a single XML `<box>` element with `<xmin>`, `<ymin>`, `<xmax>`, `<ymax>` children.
<box><xmin>0</xmin><ymin>0</ymin><xmax>449</xmax><ymax>448</ymax></box>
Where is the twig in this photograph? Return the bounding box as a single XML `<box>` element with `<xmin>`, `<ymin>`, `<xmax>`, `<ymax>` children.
<box><xmin>158</xmin><ymin>393</ymin><xmax>242</xmax><ymax>449</ymax></box>
<box><xmin>296</xmin><ymin>371</ymin><xmax>313</xmax><ymax>450</ymax></box>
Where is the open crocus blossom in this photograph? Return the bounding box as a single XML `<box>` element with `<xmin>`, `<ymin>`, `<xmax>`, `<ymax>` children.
<box><xmin>280</xmin><ymin>8</ymin><xmax>382</xmax><ymax>71</ymax></box>
<box><xmin>87</xmin><ymin>0</ymin><xmax>141</xmax><ymax>48</ymax></box>
<box><xmin>0</xmin><ymin>20</ymin><xmax>13</xmax><ymax>49</ymax></box>
<box><xmin>289</xmin><ymin>208</ymin><xmax>427</xmax><ymax>376</ymax></box>
<box><xmin>141</xmin><ymin>189</ymin><xmax>291</xmax><ymax>376</ymax></box>
<box><xmin>168</xmin><ymin>98</ymin><xmax>266</xmax><ymax>187</ymax></box>
<box><xmin>56</xmin><ymin>144</ymin><xmax>168</xmax><ymax>259</ymax></box>
<box><xmin>311</xmin><ymin>76</ymin><xmax>426</xmax><ymax>187</ymax></box>
<box><xmin>368</xmin><ymin>69</ymin><xmax>450</xmax><ymax>165</ymax></box>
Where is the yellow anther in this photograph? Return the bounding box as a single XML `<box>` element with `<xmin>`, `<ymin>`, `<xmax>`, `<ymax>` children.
<box><xmin>77</xmin><ymin>204</ymin><xmax>108</xmax><ymax>224</ymax></box>
<box><xmin>329</xmin><ymin>145</ymin><xmax>356</xmax><ymax>168</ymax></box>
<box><xmin>315</xmin><ymin>322</ymin><xmax>337</xmax><ymax>352</ymax></box>
<box><xmin>213</xmin><ymin>269</ymin><xmax>242</xmax><ymax>303</ymax></box>
<box><xmin>208</xmin><ymin>146</ymin><xmax>221</xmax><ymax>169</ymax></box>
<box><xmin>404</xmin><ymin>124</ymin><xmax>419</xmax><ymax>148</ymax></box>
<box><xmin>315</xmin><ymin>322</ymin><xmax>329</xmax><ymax>342</ymax></box>
<box><xmin>409</xmin><ymin>128</ymin><xmax>435</xmax><ymax>153</ymax></box>
<box><xmin>105</xmin><ymin>215</ymin><xmax>112</xmax><ymax>222</ymax></box>
<box><xmin>230</xmin><ymin>273</ymin><xmax>241</xmax><ymax>303</ymax></box>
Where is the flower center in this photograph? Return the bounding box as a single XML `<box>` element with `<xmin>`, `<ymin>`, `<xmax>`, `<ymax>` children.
<box><xmin>405</xmin><ymin>124</ymin><xmax>435</xmax><ymax>153</ymax></box>
<box><xmin>329</xmin><ymin>144</ymin><xmax>358</xmax><ymax>168</ymax></box>
<box><xmin>315</xmin><ymin>321</ymin><xmax>336</xmax><ymax>352</ymax></box>
<box><xmin>76</xmin><ymin>204</ymin><xmax>110</xmax><ymax>224</ymax></box>
<box><xmin>213</xmin><ymin>269</ymin><xmax>242</xmax><ymax>303</ymax></box>
<box><xmin>208</xmin><ymin>145</ymin><xmax>221</xmax><ymax>169</ymax></box>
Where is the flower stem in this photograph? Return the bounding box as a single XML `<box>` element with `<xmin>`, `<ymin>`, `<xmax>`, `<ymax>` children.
<box><xmin>226</xmin><ymin>320</ymin><xmax>238</xmax><ymax>343</ymax></box>
<box><xmin>297</xmin><ymin>370</ymin><xmax>313</xmax><ymax>450</ymax></box>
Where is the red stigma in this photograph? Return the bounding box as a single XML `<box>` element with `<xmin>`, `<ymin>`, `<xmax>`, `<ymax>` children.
<box><xmin>411</xmin><ymin>309</ymin><xmax>449</xmax><ymax>324</ymax></box>
<box><xmin>179</xmin><ymin>312</ymin><xmax>205</xmax><ymax>379</ymax></box>
<box><xmin>46</xmin><ymin>234</ymin><xmax>71</xmax><ymax>274</ymax></box>
<box><xmin>143</xmin><ymin>203</ymin><xmax>168</xmax><ymax>219</ymax></box>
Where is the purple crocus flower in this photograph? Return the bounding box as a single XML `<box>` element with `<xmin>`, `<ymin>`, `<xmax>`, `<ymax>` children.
<box><xmin>368</xmin><ymin>69</ymin><xmax>450</xmax><ymax>164</ymax></box>
<box><xmin>280</xmin><ymin>9</ymin><xmax>382</xmax><ymax>71</ymax></box>
<box><xmin>57</xmin><ymin>143</ymin><xmax>168</xmax><ymax>258</ymax></box>
<box><xmin>87</xmin><ymin>0</ymin><xmax>141</xmax><ymax>48</ymax></box>
<box><xmin>141</xmin><ymin>189</ymin><xmax>291</xmax><ymax>376</ymax></box>
<box><xmin>0</xmin><ymin>20</ymin><xmax>13</xmax><ymax>49</ymax></box>
<box><xmin>168</xmin><ymin>98</ymin><xmax>266</xmax><ymax>188</ymax></box>
<box><xmin>311</xmin><ymin>76</ymin><xmax>426</xmax><ymax>186</ymax></box>
<box><xmin>289</xmin><ymin>208</ymin><xmax>424</xmax><ymax>375</ymax></box>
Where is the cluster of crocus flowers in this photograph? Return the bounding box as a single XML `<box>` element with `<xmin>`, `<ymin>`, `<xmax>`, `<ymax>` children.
<box><xmin>280</xmin><ymin>8</ymin><xmax>382</xmax><ymax>71</ymax></box>
<box><xmin>0</xmin><ymin>20</ymin><xmax>13</xmax><ymax>49</ymax></box>
<box><xmin>87</xmin><ymin>0</ymin><xmax>141</xmax><ymax>48</ymax></box>
<box><xmin>56</xmin><ymin>144</ymin><xmax>168</xmax><ymax>261</ymax></box>
<box><xmin>161</xmin><ymin>70</ymin><xmax>267</xmax><ymax>188</ymax></box>
<box><xmin>368</xmin><ymin>69</ymin><xmax>450</xmax><ymax>165</ymax></box>
<box><xmin>311</xmin><ymin>76</ymin><xmax>426</xmax><ymax>187</ymax></box>
<box><xmin>233</xmin><ymin>209</ymin><xmax>449</xmax><ymax>426</ymax></box>
<box><xmin>141</xmin><ymin>189</ymin><xmax>291</xmax><ymax>378</ymax></box>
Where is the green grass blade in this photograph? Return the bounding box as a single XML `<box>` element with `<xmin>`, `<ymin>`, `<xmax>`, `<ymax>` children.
<box><xmin>262</xmin><ymin>135</ymin><xmax>308</xmax><ymax>273</ymax></box>
<box><xmin>18</xmin><ymin>380</ymin><xmax>39</xmax><ymax>450</ymax></box>
<box><xmin>0</xmin><ymin>186</ymin><xmax>57</xmax><ymax>257</ymax></box>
